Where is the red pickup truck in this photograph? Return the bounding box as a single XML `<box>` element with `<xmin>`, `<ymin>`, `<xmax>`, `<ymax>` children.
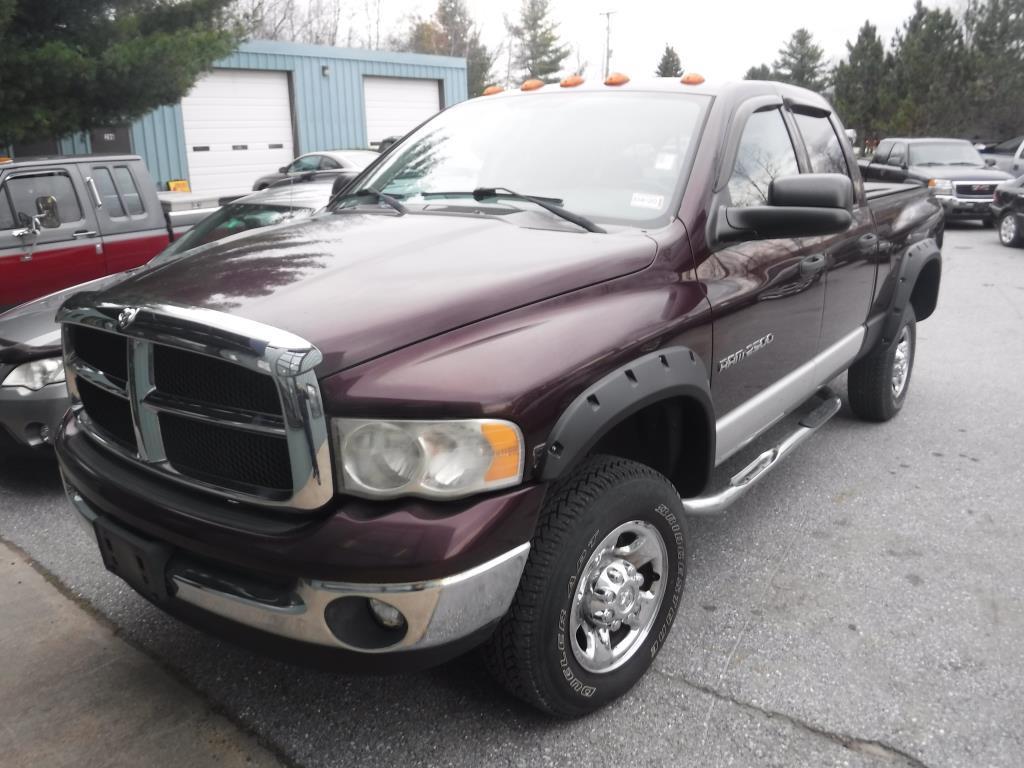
<box><xmin>0</xmin><ymin>155</ymin><xmax>175</xmax><ymax>312</ymax></box>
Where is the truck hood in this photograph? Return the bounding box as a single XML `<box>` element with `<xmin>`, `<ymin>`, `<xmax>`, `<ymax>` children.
<box><xmin>97</xmin><ymin>211</ymin><xmax>657</xmax><ymax>374</ymax></box>
<box><xmin>909</xmin><ymin>165</ymin><xmax>1013</xmax><ymax>182</ymax></box>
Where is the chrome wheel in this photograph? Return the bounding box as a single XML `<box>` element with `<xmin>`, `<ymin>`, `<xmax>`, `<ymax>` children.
<box><xmin>570</xmin><ymin>520</ymin><xmax>668</xmax><ymax>674</ymax></box>
<box><xmin>891</xmin><ymin>326</ymin><xmax>912</xmax><ymax>398</ymax></box>
<box><xmin>1000</xmin><ymin>214</ymin><xmax>1018</xmax><ymax>246</ymax></box>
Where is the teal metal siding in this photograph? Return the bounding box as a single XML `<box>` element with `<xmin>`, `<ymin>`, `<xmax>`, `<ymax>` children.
<box><xmin>130</xmin><ymin>41</ymin><xmax>467</xmax><ymax>188</ymax></box>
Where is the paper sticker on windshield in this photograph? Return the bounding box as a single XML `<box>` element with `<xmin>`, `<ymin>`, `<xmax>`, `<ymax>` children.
<box><xmin>631</xmin><ymin>192</ymin><xmax>664</xmax><ymax>210</ymax></box>
<box><xmin>654</xmin><ymin>153</ymin><xmax>677</xmax><ymax>171</ymax></box>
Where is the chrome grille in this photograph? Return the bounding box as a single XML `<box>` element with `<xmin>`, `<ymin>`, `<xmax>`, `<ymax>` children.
<box><xmin>59</xmin><ymin>300</ymin><xmax>333</xmax><ymax>511</ymax></box>
<box><xmin>954</xmin><ymin>182</ymin><xmax>997</xmax><ymax>198</ymax></box>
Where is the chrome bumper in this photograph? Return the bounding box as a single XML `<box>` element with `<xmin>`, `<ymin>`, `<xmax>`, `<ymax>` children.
<box><xmin>64</xmin><ymin>483</ymin><xmax>530</xmax><ymax>654</ymax></box>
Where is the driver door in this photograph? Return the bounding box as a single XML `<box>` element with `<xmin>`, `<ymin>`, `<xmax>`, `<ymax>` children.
<box><xmin>0</xmin><ymin>167</ymin><xmax>105</xmax><ymax>310</ymax></box>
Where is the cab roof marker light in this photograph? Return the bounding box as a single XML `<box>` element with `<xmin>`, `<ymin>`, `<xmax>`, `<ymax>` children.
<box><xmin>680</xmin><ymin>72</ymin><xmax>706</xmax><ymax>85</ymax></box>
<box><xmin>604</xmin><ymin>72</ymin><xmax>630</xmax><ymax>86</ymax></box>
<box><xmin>560</xmin><ymin>75</ymin><xmax>584</xmax><ymax>88</ymax></box>
<box><xmin>482</xmin><ymin>85</ymin><xmax>504</xmax><ymax>96</ymax></box>
<box><xmin>521</xmin><ymin>79</ymin><xmax>545</xmax><ymax>91</ymax></box>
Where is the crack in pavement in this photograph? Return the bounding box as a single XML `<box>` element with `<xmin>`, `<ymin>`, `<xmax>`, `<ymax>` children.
<box><xmin>655</xmin><ymin>667</ymin><xmax>930</xmax><ymax>767</ymax></box>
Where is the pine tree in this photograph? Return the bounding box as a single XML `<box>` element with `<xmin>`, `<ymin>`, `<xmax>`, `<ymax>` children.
<box><xmin>0</xmin><ymin>0</ymin><xmax>239</xmax><ymax>146</ymax></box>
<box><xmin>655</xmin><ymin>45</ymin><xmax>683</xmax><ymax>77</ymax></box>
<box><xmin>964</xmin><ymin>0</ymin><xmax>1024</xmax><ymax>139</ymax></box>
<box><xmin>744</xmin><ymin>63</ymin><xmax>774</xmax><ymax>81</ymax></box>
<box><xmin>833</xmin><ymin>22</ymin><xmax>888</xmax><ymax>142</ymax></box>
<box><xmin>772</xmin><ymin>28</ymin><xmax>830</xmax><ymax>90</ymax></box>
<box><xmin>885</xmin><ymin>1</ymin><xmax>971</xmax><ymax>136</ymax></box>
<box><xmin>507</xmin><ymin>0</ymin><xmax>570</xmax><ymax>82</ymax></box>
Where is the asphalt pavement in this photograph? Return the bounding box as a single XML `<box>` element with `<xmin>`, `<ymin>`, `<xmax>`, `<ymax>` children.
<box><xmin>1</xmin><ymin>224</ymin><xmax>1021</xmax><ymax>768</ymax></box>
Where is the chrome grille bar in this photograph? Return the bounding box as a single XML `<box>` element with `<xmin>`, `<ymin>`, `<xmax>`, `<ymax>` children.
<box><xmin>58</xmin><ymin>298</ymin><xmax>334</xmax><ymax>511</ymax></box>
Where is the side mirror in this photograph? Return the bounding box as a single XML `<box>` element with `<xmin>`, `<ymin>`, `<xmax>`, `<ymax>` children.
<box><xmin>716</xmin><ymin>174</ymin><xmax>854</xmax><ymax>244</ymax></box>
<box><xmin>35</xmin><ymin>195</ymin><xmax>60</xmax><ymax>228</ymax></box>
<box><xmin>279</xmin><ymin>166</ymin><xmax>289</xmax><ymax>174</ymax></box>
<box><xmin>984</xmin><ymin>157</ymin><xmax>996</xmax><ymax>167</ymax></box>
<box><xmin>13</xmin><ymin>213</ymin><xmax>42</xmax><ymax>239</ymax></box>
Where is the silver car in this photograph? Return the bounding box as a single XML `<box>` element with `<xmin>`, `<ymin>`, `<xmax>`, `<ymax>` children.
<box><xmin>0</xmin><ymin>182</ymin><xmax>334</xmax><ymax>455</ymax></box>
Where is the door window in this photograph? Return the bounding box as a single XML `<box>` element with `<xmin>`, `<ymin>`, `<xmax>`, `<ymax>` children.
<box><xmin>728</xmin><ymin>109</ymin><xmax>800</xmax><ymax>207</ymax></box>
<box><xmin>112</xmin><ymin>166</ymin><xmax>145</xmax><ymax>214</ymax></box>
<box><xmin>289</xmin><ymin>155</ymin><xmax>320</xmax><ymax>172</ymax></box>
<box><xmin>794</xmin><ymin>113</ymin><xmax>850</xmax><ymax>177</ymax></box>
<box><xmin>887</xmin><ymin>144</ymin><xmax>907</xmax><ymax>167</ymax></box>
<box><xmin>0</xmin><ymin>191</ymin><xmax>14</xmax><ymax>229</ymax></box>
<box><xmin>91</xmin><ymin>167</ymin><xmax>126</xmax><ymax>217</ymax></box>
<box><xmin>319</xmin><ymin>156</ymin><xmax>341</xmax><ymax>170</ymax></box>
<box><xmin>5</xmin><ymin>172</ymin><xmax>83</xmax><ymax>227</ymax></box>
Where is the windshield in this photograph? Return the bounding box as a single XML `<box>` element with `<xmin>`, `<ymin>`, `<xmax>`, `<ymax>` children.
<box><xmin>157</xmin><ymin>202</ymin><xmax>313</xmax><ymax>262</ymax></box>
<box><xmin>909</xmin><ymin>142</ymin><xmax>984</xmax><ymax>166</ymax></box>
<box><xmin>337</xmin><ymin>91</ymin><xmax>709</xmax><ymax>227</ymax></box>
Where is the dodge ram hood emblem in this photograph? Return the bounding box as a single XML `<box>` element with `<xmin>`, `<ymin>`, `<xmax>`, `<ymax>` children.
<box><xmin>117</xmin><ymin>307</ymin><xmax>140</xmax><ymax>329</ymax></box>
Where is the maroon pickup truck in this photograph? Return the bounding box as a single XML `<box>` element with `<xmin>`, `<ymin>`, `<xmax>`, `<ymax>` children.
<box><xmin>55</xmin><ymin>78</ymin><xmax>942</xmax><ymax>717</ymax></box>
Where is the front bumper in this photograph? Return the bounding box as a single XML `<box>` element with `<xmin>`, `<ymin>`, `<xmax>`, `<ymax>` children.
<box><xmin>67</xmin><ymin>482</ymin><xmax>528</xmax><ymax>654</ymax></box>
<box><xmin>934</xmin><ymin>194</ymin><xmax>994</xmax><ymax>219</ymax></box>
<box><xmin>0</xmin><ymin>381</ymin><xmax>69</xmax><ymax>452</ymax></box>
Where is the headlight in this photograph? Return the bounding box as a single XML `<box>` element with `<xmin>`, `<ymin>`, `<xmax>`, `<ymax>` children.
<box><xmin>928</xmin><ymin>179</ymin><xmax>954</xmax><ymax>195</ymax></box>
<box><xmin>333</xmin><ymin>418</ymin><xmax>525</xmax><ymax>499</ymax></box>
<box><xmin>1</xmin><ymin>358</ymin><xmax>65</xmax><ymax>390</ymax></box>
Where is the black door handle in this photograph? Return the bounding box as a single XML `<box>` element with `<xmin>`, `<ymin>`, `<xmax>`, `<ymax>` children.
<box><xmin>799</xmin><ymin>253</ymin><xmax>827</xmax><ymax>278</ymax></box>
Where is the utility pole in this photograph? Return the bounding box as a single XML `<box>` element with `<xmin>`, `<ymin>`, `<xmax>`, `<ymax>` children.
<box><xmin>600</xmin><ymin>11</ymin><xmax>615</xmax><ymax>79</ymax></box>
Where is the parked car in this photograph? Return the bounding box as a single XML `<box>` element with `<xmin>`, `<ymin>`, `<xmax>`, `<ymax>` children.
<box><xmin>991</xmin><ymin>176</ymin><xmax>1024</xmax><ymax>247</ymax></box>
<box><xmin>859</xmin><ymin>138</ymin><xmax>1012</xmax><ymax>224</ymax></box>
<box><xmin>0</xmin><ymin>155</ymin><xmax>194</xmax><ymax>312</ymax></box>
<box><xmin>0</xmin><ymin>181</ymin><xmax>333</xmax><ymax>456</ymax></box>
<box><xmin>55</xmin><ymin>79</ymin><xmax>942</xmax><ymax>717</ymax></box>
<box><xmin>252</xmin><ymin>150</ymin><xmax>378</xmax><ymax>191</ymax></box>
<box><xmin>981</xmin><ymin>135</ymin><xmax>1024</xmax><ymax>175</ymax></box>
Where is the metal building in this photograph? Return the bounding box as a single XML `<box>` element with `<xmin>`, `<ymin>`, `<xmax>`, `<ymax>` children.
<box><xmin>12</xmin><ymin>41</ymin><xmax>468</xmax><ymax>195</ymax></box>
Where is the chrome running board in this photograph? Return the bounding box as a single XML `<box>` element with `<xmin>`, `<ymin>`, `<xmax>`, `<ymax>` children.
<box><xmin>682</xmin><ymin>388</ymin><xmax>842</xmax><ymax>516</ymax></box>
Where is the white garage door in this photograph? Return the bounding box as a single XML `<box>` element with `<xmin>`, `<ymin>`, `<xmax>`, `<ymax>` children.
<box><xmin>181</xmin><ymin>69</ymin><xmax>294</xmax><ymax>195</ymax></box>
<box><xmin>364</xmin><ymin>77</ymin><xmax>442</xmax><ymax>146</ymax></box>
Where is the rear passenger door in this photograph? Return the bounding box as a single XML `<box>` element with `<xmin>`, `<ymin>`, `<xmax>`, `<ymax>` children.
<box><xmin>790</xmin><ymin>109</ymin><xmax>877</xmax><ymax>351</ymax></box>
<box><xmin>0</xmin><ymin>167</ymin><xmax>105</xmax><ymax>309</ymax></box>
<box><xmin>84</xmin><ymin>162</ymin><xmax>170</xmax><ymax>273</ymax></box>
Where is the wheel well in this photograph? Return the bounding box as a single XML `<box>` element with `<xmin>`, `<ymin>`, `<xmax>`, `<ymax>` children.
<box><xmin>590</xmin><ymin>396</ymin><xmax>711</xmax><ymax>498</ymax></box>
<box><xmin>910</xmin><ymin>258</ymin><xmax>941</xmax><ymax>322</ymax></box>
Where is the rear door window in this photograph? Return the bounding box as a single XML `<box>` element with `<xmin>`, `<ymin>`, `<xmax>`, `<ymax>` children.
<box><xmin>794</xmin><ymin>113</ymin><xmax>850</xmax><ymax>177</ymax></box>
<box><xmin>728</xmin><ymin>109</ymin><xmax>800</xmax><ymax>207</ymax></box>
<box><xmin>6</xmin><ymin>171</ymin><xmax>84</xmax><ymax>226</ymax></box>
<box><xmin>0</xmin><ymin>190</ymin><xmax>15</xmax><ymax>229</ymax></box>
<box><xmin>91</xmin><ymin>167</ymin><xmax>126</xmax><ymax>217</ymax></box>
<box><xmin>112</xmin><ymin>166</ymin><xmax>144</xmax><ymax>214</ymax></box>
<box><xmin>319</xmin><ymin>156</ymin><xmax>340</xmax><ymax>170</ymax></box>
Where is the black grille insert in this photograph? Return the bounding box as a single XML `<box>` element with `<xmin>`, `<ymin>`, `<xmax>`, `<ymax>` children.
<box><xmin>153</xmin><ymin>345</ymin><xmax>281</xmax><ymax>415</ymax></box>
<box><xmin>77</xmin><ymin>378</ymin><xmax>136</xmax><ymax>449</ymax></box>
<box><xmin>159</xmin><ymin>413</ymin><xmax>293</xmax><ymax>491</ymax></box>
<box><xmin>72</xmin><ymin>326</ymin><xmax>128</xmax><ymax>381</ymax></box>
<box><xmin>955</xmin><ymin>183</ymin><xmax>996</xmax><ymax>198</ymax></box>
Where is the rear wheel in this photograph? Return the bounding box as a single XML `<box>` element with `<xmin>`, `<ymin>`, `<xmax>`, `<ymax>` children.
<box><xmin>848</xmin><ymin>305</ymin><xmax>916</xmax><ymax>422</ymax></box>
<box><xmin>999</xmin><ymin>212</ymin><xmax>1022</xmax><ymax>247</ymax></box>
<box><xmin>483</xmin><ymin>455</ymin><xmax>688</xmax><ymax>717</ymax></box>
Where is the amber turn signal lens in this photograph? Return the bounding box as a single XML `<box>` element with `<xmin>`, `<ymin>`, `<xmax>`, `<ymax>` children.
<box><xmin>680</xmin><ymin>72</ymin><xmax>705</xmax><ymax>85</ymax></box>
<box><xmin>560</xmin><ymin>75</ymin><xmax>585</xmax><ymax>88</ymax></box>
<box><xmin>482</xmin><ymin>422</ymin><xmax>523</xmax><ymax>482</ymax></box>
<box><xmin>604</xmin><ymin>72</ymin><xmax>630</xmax><ymax>86</ymax></box>
<box><xmin>482</xmin><ymin>85</ymin><xmax>504</xmax><ymax>96</ymax></box>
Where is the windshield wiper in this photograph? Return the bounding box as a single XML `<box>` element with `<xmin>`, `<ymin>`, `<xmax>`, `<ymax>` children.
<box><xmin>471</xmin><ymin>187</ymin><xmax>606</xmax><ymax>233</ymax></box>
<box><xmin>335</xmin><ymin>188</ymin><xmax>407</xmax><ymax>215</ymax></box>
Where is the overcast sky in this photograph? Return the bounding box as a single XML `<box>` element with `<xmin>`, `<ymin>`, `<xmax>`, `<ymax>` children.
<box><xmin>364</xmin><ymin>0</ymin><xmax>959</xmax><ymax>83</ymax></box>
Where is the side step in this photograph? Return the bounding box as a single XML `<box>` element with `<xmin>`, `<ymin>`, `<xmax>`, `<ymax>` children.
<box><xmin>682</xmin><ymin>388</ymin><xmax>842</xmax><ymax>516</ymax></box>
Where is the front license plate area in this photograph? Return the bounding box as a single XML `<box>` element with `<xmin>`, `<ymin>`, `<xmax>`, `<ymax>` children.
<box><xmin>94</xmin><ymin>517</ymin><xmax>172</xmax><ymax>603</ymax></box>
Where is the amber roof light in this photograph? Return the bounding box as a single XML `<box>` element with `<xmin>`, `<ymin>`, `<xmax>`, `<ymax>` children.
<box><xmin>680</xmin><ymin>72</ymin><xmax>706</xmax><ymax>85</ymax></box>
<box><xmin>521</xmin><ymin>79</ymin><xmax>545</xmax><ymax>91</ymax></box>
<box><xmin>560</xmin><ymin>75</ymin><xmax>585</xmax><ymax>88</ymax></box>
<box><xmin>482</xmin><ymin>85</ymin><xmax>504</xmax><ymax>96</ymax></box>
<box><xmin>604</xmin><ymin>72</ymin><xmax>630</xmax><ymax>86</ymax></box>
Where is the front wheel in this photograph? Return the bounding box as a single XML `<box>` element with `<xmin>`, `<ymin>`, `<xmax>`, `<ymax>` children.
<box><xmin>848</xmin><ymin>305</ymin><xmax>917</xmax><ymax>422</ymax></box>
<box><xmin>483</xmin><ymin>455</ymin><xmax>688</xmax><ymax>717</ymax></box>
<box><xmin>999</xmin><ymin>213</ymin><xmax>1023</xmax><ymax>247</ymax></box>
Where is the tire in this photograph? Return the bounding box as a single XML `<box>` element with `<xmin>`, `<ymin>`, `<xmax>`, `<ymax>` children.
<box><xmin>483</xmin><ymin>454</ymin><xmax>688</xmax><ymax>717</ymax></box>
<box><xmin>998</xmin><ymin>212</ymin><xmax>1023</xmax><ymax>247</ymax></box>
<box><xmin>847</xmin><ymin>305</ymin><xmax>917</xmax><ymax>422</ymax></box>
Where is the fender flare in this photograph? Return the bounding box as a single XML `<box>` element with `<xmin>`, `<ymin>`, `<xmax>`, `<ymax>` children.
<box><xmin>539</xmin><ymin>347</ymin><xmax>715</xmax><ymax>482</ymax></box>
<box><xmin>880</xmin><ymin>238</ymin><xmax>942</xmax><ymax>345</ymax></box>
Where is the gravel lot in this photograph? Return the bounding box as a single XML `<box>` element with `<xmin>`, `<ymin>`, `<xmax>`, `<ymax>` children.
<box><xmin>1</xmin><ymin>224</ymin><xmax>1021</xmax><ymax>768</ymax></box>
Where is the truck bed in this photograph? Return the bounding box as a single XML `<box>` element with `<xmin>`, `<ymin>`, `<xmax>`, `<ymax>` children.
<box><xmin>864</xmin><ymin>181</ymin><xmax>922</xmax><ymax>202</ymax></box>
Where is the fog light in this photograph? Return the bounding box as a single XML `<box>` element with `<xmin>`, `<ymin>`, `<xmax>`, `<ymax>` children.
<box><xmin>369</xmin><ymin>598</ymin><xmax>404</xmax><ymax>629</ymax></box>
<box><xmin>39</xmin><ymin>424</ymin><xmax>51</xmax><ymax>443</ymax></box>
